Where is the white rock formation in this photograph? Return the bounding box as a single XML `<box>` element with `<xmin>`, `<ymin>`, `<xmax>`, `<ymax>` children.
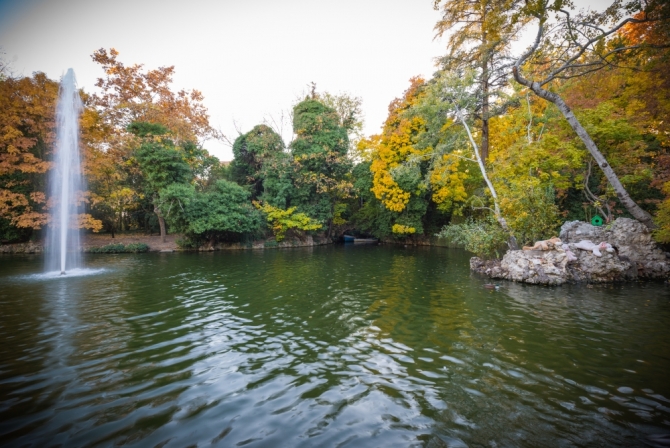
<box><xmin>470</xmin><ymin>218</ymin><xmax>669</xmax><ymax>284</ymax></box>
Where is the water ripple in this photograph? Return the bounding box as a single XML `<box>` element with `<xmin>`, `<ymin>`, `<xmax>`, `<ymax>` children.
<box><xmin>0</xmin><ymin>248</ymin><xmax>669</xmax><ymax>447</ymax></box>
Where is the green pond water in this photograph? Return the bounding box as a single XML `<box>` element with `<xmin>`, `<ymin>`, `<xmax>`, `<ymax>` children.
<box><xmin>1</xmin><ymin>245</ymin><xmax>669</xmax><ymax>447</ymax></box>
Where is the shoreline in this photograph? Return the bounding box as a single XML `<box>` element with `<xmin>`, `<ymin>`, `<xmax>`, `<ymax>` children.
<box><xmin>0</xmin><ymin>233</ymin><xmax>331</xmax><ymax>254</ymax></box>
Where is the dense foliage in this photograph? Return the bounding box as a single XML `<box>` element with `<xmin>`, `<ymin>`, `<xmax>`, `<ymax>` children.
<box><xmin>85</xmin><ymin>243</ymin><xmax>149</xmax><ymax>253</ymax></box>
<box><xmin>0</xmin><ymin>2</ymin><xmax>668</xmax><ymax>253</ymax></box>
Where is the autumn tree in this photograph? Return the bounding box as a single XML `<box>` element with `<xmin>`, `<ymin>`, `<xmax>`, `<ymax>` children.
<box><xmin>434</xmin><ymin>0</ymin><xmax>524</xmax><ymax>161</ymax></box>
<box><xmin>91</xmin><ymin>48</ymin><xmax>219</xmax><ymax>148</ymax></box>
<box><xmin>361</xmin><ymin>78</ymin><xmax>451</xmax><ymax>237</ymax></box>
<box><xmin>512</xmin><ymin>0</ymin><xmax>669</xmax><ymax>229</ymax></box>
<box><xmin>0</xmin><ymin>73</ymin><xmax>56</xmax><ymax>241</ymax></box>
<box><xmin>88</xmin><ymin>49</ymin><xmax>221</xmax><ymax>235</ymax></box>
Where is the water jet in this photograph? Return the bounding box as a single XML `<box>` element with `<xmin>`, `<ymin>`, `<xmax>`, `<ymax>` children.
<box><xmin>46</xmin><ymin>69</ymin><xmax>84</xmax><ymax>274</ymax></box>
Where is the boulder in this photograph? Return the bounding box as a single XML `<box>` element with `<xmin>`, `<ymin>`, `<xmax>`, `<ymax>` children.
<box><xmin>472</xmin><ymin>248</ymin><xmax>572</xmax><ymax>285</ymax></box>
<box><xmin>471</xmin><ymin>218</ymin><xmax>669</xmax><ymax>285</ymax></box>
<box><xmin>499</xmin><ymin>248</ymin><xmax>570</xmax><ymax>285</ymax></box>
<box><xmin>560</xmin><ymin>218</ymin><xmax>670</xmax><ymax>279</ymax></box>
<box><xmin>564</xmin><ymin>242</ymin><xmax>632</xmax><ymax>282</ymax></box>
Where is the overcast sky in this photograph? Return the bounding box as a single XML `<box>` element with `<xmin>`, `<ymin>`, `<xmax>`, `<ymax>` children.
<box><xmin>0</xmin><ymin>0</ymin><xmax>612</xmax><ymax>160</ymax></box>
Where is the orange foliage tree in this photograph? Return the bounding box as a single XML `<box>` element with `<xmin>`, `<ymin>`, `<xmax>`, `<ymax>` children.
<box><xmin>87</xmin><ymin>48</ymin><xmax>222</xmax><ymax>236</ymax></box>
<box><xmin>90</xmin><ymin>48</ymin><xmax>219</xmax><ymax>149</ymax></box>
<box><xmin>0</xmin><ymin>73</ymin><xmax>56</xmax><ymax>236</ymax></box>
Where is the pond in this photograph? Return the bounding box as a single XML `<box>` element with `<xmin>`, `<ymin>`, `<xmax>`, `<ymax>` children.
<box><xmin>1</xmin><ymin>246</ymin><xmax>669</xmax><ymax>447</ymax></box>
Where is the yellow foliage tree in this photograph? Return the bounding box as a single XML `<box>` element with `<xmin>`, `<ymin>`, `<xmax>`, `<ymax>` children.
<box><xmin>253</xmin><ymin>201</ymin><xmax>322</xmax><ymax>241</ymax></box>
<box><xmin>0</xmin><ymin>73</ymin><xmax>56</xmax><ymax>231</ymax></box>
<box><xmin>367</xmin><ymin>78</ymin><xmax>430</xmax><ymax>213</ymax></box>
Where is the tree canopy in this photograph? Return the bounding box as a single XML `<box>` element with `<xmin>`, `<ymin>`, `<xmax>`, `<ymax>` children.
<box><xmin>0</xmin><ymin>2</ymin><xmax>668</xmax><ymax>249</ymax></box>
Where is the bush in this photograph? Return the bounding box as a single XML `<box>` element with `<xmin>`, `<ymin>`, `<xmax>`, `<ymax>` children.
<box><xmin>499</xmin><ymin>182</ymin><xmax>561</xmax><ymax>247</ymax></box>
<box><xmin>176</xmin><ymin>238</ymin><xmax>198</xmax><ymax>249</ymax></box>
<box><xmin>86</xmin><ymin>243</ymin><xmax>149</xmax><ymax>253</ymax></box>
<box><xmin>124</xmin><ymin>243</ymin><xmax>149</xmax><ymax>253</ymax></box>
<box><xmin>437</xmin><ymin>217</ymin><xmax>508</xmax><ymax>259</ymax></box>
<box><xmin>253</xmin><ymin>201</ymin><xmax>322</xmax><ymax>241</ymax></box>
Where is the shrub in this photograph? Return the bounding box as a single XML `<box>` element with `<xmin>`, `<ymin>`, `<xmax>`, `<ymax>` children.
<box><xmin>253</xmin><ymin>201</ymin><xmax>322</xmax><ymax>241</ymax></box>
<box><xmin>124</xmin><ymin>243</ymin><xmax>149</xmax><ymax>253</ymax></box>
<box><xmin>176</xmin><ymin>238</ymin><xmax>198</xmax><ymax>249</ymax></box>
<box><xmin>437</xmin><ymin>217</ymin><xmax>508</xmax><ymax>259</ymax></box>
<box><xmin>86</xmin><ymin>243</ymin><xmax>149</xmax><ymax>253</ymax></box>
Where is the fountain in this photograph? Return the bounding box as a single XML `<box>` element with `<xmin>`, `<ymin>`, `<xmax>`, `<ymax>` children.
<box><xmin>46</xmin><ymin>69</ymin><xmax>84</xmax><ymax>275</ymax></box>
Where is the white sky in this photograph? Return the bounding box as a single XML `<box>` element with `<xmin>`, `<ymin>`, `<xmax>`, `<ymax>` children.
<box><xmin>0</xmin><ymin>0</ymin><xmax>613</xmax><ymax>161</ymax></box>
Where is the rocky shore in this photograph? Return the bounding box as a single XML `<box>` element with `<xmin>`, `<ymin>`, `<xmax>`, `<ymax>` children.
<box><xmin>471</xmin><ymin>218</ymin><xmax>670</xmax><ymax>285</ymax></box>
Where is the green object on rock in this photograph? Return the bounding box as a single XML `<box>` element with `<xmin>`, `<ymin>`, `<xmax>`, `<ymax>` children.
<box><xmin>591</xmin><ymin>215</ymin><xmax>603</xmax><ymax>226</ymax></box>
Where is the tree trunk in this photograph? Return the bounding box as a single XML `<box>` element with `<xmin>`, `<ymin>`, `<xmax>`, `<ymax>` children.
<box><xmin>460</xmin><ymin>111</ymin><xmax>519</xmax><ymax>250</ymax></box>
<box><xmin>516</xmin><ymin>74</ymin><xmax>656</xmax><ymax>229</ymax></box>
<box><xmin>480</xmin><ymin>12</ymin><xmax>490</xmax><ymax>162</ymax></box>
<box><xmin>154</xmin><ymin>198</ymin><xmax>167</xmax><ymax>243</ymax></box>
<box><xmin>481</xmin><ymin>116</ymin><xmax>489</xmax><ymax>162</ymax></box>
<box><xmin>481</xmin><ymin>60</ymin><xmax>490</xmax><ymax>162</ymax></box>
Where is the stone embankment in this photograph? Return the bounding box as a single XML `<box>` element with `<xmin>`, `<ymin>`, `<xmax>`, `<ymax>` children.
<box><xmin>471</xmin><ymin>218</ymin><xmax>670</xmax><ymax>285</ymax></box>
<box><xmin>1</xmin><ymin>233</ymin><xmax>330</xmax><ymax>253</ymax></box>
<box><xmin>0</xmin><ymin>242</ymin><xmax>43</xmax><ymax>254</ymax></box>
<box><xmin>199</xmin><ymin>235</ymin><xmax>330</xmax><ymax>251</ymax></box>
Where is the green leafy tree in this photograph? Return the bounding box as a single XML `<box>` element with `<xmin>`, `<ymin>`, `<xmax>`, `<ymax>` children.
<box><xmin>230</xmin><ymin>124</ymin><xmax>285</xmax><ymax>199</ymax></box>
<box><xmin>160</xmin><ymin>180</ymin><xmax>262</xmax><ymax>245</ymax></box>
<box><xmin>290</xmin><ymin>98</ymin><xmax>352</xmax><ymax>234</ymax></box>
<box><xmin>130</xmin><ymin>122</ymin><xmax>191</xmax><ymax>242</ymax></box>
<box><xmin>260</xmin><ymin>151</ymin><xmax>296</xmax><ymax>209</ymax></box>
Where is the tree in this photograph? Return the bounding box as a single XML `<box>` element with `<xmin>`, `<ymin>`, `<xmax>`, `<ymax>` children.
<box><xmin>320</xmin><ymin>92</ymin><xmax>365</xmax><ymax>153</ymax></box>
<box><xmin>86</xmin><ymin>49</ymin><xmax>221</xmax><ymax>237</ymax></box>
<box><xmin>363</xmin><ymin>77</ymin><xmax>445</xmax><ymax>237</ymax></box>
<box><xmin>290</xmin><ymin>98</ymin><xmax>352</xmax><ymax>234</ymax></box>
<box><xmin>436</xmin><ymin>69</ymin><xmax>519</xmax><ymax>249</ymax></box>
<box><xmin>253</xmin><ymin>201</ymin><xmax>322</xmax><ymax>241</ymax></box>
<box><xmin>434</xmin><ymin>0</ymin><xmax>524</xmax><ymax>161</ymax></box>
<box><xmin>91</xmin><ymin>48</ymin><xmax>219</xmax><ymax>147</ymax></box>
<box><xmin>130</xmin><ymin>122</ymin><xmax>192</xmax><ymax>242</ymax></box>
<box><xmin>0</xmin><ymin>73</ymin><xmax>55</xmax><ymax>237</ymax></box>
<box><xmin>512</xmin><ymin>0</ymin><xmax>669</xmax><ymax>229</ymax></box>
<box><xmin>160</xmin><ymin>180</ymin><xmax>262</xmax><ymax>245</ymax></box>
<box><xmin>230</xmin><ymin>124</ymin><xmax>285</xmax><ymax>199</ymax></box>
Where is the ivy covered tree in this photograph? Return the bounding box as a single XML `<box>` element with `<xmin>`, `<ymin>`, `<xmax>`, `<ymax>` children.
<box><xmin>230</xmin><ymin>124</ymin><xmax>285</xmax><ymax>199</ymax></box>
<box><xmin>290</xmin><ymin>98</ymin><xmax>352</xmax><ymax>233</ymax></box>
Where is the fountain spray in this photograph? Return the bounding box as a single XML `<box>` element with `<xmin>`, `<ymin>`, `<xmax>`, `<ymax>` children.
<box><xmin>46</xmin><ymin>69</ymin><xmax>84</xmax><ymax>275</ymax></box>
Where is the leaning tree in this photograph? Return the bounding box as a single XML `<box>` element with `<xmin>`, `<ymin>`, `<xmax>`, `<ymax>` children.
<box><xmin>512</xmin><ymin>0</ymin><xmax>669</xmax><ymax>229</ymax></box>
